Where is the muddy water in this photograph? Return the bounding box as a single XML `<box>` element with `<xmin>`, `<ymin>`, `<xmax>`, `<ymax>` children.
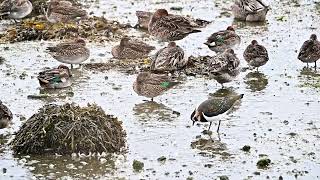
<box><xmin>1</xmin><ymin>0</ymin><xmax>320</xmax><ymax>179</ymax></box>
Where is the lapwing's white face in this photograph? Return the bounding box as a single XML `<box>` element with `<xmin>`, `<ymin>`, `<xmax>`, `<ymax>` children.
<box><xmin>191</xmin><ymin>109</ymin><xmax>200</xmax><ymax>123</ymax></box>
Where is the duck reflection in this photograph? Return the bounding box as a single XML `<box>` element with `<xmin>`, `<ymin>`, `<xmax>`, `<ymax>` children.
<box><xmin>208</xmin><ymin>87</ymin><xmax>238</xmax><ymax>98</ymax></box>
<box><xmin>133</xmin><ymin>101</ymin><xmax>180</xmax><ymax>122</ymax></box>
<box><xmin>244</xmin><ymin>71</ymin><xmax>268</xmax><ymax>92</ymax></box>
<box><xmin>190</xmin><ymin>135</ymin><xmax>231</xmax><ymax>158</ymax></box>
<box><xmin>298</xmin><ymin>67</ymin><xmax>320</xmax><ymax>89</ymax></box>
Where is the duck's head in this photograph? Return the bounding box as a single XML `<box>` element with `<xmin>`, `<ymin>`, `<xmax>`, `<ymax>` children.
<box><xmin>251</xmin><ymin>40</ymin><xmax>258</xmax><ymax>45</ymax></box>
<box><xmin>226</xmin><ymin>26</ymin><xmax>235</xmax><ymax>31</ymax></box>
<box><xmin>168</xmin><ymin>42</ymin><xmax>176</xmax><ymax>47</ymax></box>
<box><xmin>58</xmin><ymin>64</ymin><xmax>72</xmax><ymax>77</ymax></box>
<box><xmin>153</xmin><ymin>9</ymin><xmax>169</xmax><ymax>19</ymax></box>
<box><xmin>120</xmin><ymin>36</ymin><xmax>130</xmax><ymax>46</ymax></box>
<box><xmin>136</xmin><ymin>72</ymin><xmax>150</xmax><ymax>83</ymax></box>
<box><xmin>310</xmin><ymin>34</ymin><xmax>317</xmax><ymax>41</ymax></box>
<box><xmin>225</xmin><ymin>48</ymin><xmax>235</xmax><ymax>54</ymax></box>
<box><xmin>76</xmin><ymin>38</ymin><xmax>86</xmax><ymax>46</ymax></box>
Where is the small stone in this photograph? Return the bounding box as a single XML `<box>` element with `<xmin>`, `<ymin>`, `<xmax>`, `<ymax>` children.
<box><xmin>241</xmin><ymin>145</ymin><xmax>251</xmax><ymax>152</ymax></box>
<box><xmin>157</xmin><ymin>156</ymin><xmax>166</xmax><ymax>163</ymax></box>
<box><xmin>219</xmin><ymin>175</ymin><xmax>229</xmax><ymax>180</ymax></box>
<box><xmin>257</xmin><ymin>158</ymin><xmax>271</xmax><ymax>169</ymax></box>
<box><xmin>132</xmin><ymin>160</ymin><xmax>144</xmax><ymax>172</ymax></box>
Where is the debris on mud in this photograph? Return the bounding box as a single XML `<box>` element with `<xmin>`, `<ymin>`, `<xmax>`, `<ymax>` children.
<box><xmin>0</xmin><ymin>16</ymin><xmax>131</xmax><ymax>43</ymax></box>
<box><xmin>257</xmin><ymin>158</ymin><xmax>271</xmax><ymax>169</ymax></box>
<box><xmin>10</xmin><ymin>103</ymin><xmax>126</xmax><ymax>155</ymax></box>
<box><xmin>132</xmin><ymin>160</ymin><xmax>144</xmax><ymax>172</ymax></box>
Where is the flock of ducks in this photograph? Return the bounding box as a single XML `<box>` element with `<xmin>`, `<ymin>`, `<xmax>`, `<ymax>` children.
<box><xmin>0</xmin><ymin>0</ymin><xmax>320</xmax><ymax>133</ymax></box>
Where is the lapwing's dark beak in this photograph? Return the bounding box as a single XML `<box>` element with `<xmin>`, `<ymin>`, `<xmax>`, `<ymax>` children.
<box><xmin>192</xmin><ymin>121</ymin><xmax>195</xmax><ymax>126</ymax></box>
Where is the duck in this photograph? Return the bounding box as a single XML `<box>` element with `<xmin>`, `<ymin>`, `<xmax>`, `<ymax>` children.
<box><xmin>135</xmin><ymin>10</ymin><xmax>210</xmax><ymax>30</ymax></box>
<box><xmin>208</xmin><ymin>49</ymin><xmax>240</xmax><ymax>86</ymax></box>
<box><xmin>0</xmin><ymin>100</ymin><xmax>13</xmax><ymax>129</ymax></box>
<box><xmin>0</xmin><ymin>0</ymin><xmax>32</xmax><ymax>21</ymax></box>
<box><xmin>191</xmin><ymin>94</ymin><xmax>244</xmax><ymax>132</ymax></box>
<box><xmin>243</xmin><ymin>40</ymin><xmax>269</xmax><ymax>70</ymax></box>
<box><xmin>37</xmin><ymin>65</ymin><xmax>72</xmax><ymax>89</ymax></box>
<box><xmin>133</xmin><ymin>72</ymin><xmax>179</xmax><ymax>101</ymax></box>
<box><xmin>148</xmin><ymin>9</ymin><xmax>201</xmax><ymax>41</ymax></box>
<box><xmin>45</xmin><ymin>0</ymin><xmax>87</xmax><ymax>24</ymax></box>
<box><xmin>150</xmin><ymin>42</ymin><xmax>187</xmax><ymax>72</ymax></box>
<box><xmin>46</xmin><ymin>38</ymin><xmax>90</xmax><ymax>69</ymax></box>
<box><xmin>204</xmin><ymin>26</ymin><xmax>241</xmax><ymax>53</ymax></box>
<box><xmin>231</xmin><ymin>0</ymin><xmax>269</xmax><ymax>22</ymax></box>
<box><xmin>111</xmin><ymin>36</ymin><xmax>155</xmax><ymax>59</ymax></box>
<box><xmin>298</xmin><ymin>34</ymin><xmax>320</xmax><ymax>68</ymax></box>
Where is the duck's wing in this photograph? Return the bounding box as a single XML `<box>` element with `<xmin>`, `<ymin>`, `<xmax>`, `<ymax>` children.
<box><xmin>0</xmin><ymin>102</ymin><xmax>12</xmax><ymax>119</ymax></box>
<box><xmin>38</xmin><ymin>68</ymin><xmax>69</xmax><ymax>84</ymax></box>
<box><xmin>206</xmin><ymin>30</ymin><xmax>230</xmax><ymax>45</ymax></box>
<box><xmin>0</xmin><ymin>0</ymin><xmax>12</xmax><ymax>13</ymax></box>
<box><xmin>145</xmin><ymin>73</ymin><xmax>179</xmax><ymax>89</ymax></box>
<box><xmin>167</xmin><ymin>46</ymin><xmax>185</xmax><ymax>67</ymax></box>
<box><xmin>52</xmin><ymin>5</ymin><xmax>86</xmax><ymax>17</ymax></box>
<box><xmin>165</xmin><ymin>15</ymin><xmax>198</xmax><ymax>27</ymax></box>
<box><xmin>240</xmin><ymin>0</ymin><xmax>264</xmax><ymax>13</ymax></box>
<box><xmin>126</xmin><ymin>39</ymin><xmax>155</xmax><ymax>53</ymax></box>
<box><xmin>298</xmin><ymin>40</ymin><xmax>313</xmax><ymax>56</ymax></box>
<box><xmin>209</xmin><ymin>54</ymin><xmax>229</xmax><ymax>72</ymax></box>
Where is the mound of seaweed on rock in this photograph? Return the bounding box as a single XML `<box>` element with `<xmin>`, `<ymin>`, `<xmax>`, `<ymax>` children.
<box><xmin>0</xmin><ymin>16</ymin><xmax>131</xmax><ymax>43</ymax></box>
<box><xmin>10</xmin><ymin>103</ymin><xmax>126</xmax><ymax>155</ymax></box>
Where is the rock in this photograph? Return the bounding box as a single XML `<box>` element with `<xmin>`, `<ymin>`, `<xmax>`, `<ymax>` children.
<box><xmin>132</xmin><ymin>160</ymin><xmax>144</xmax><ymax>172</ymax></box>
<box><xmin>219</xmin><ymin>175</ymin><xmax>229</xmax><ymax>180</ymax></box>
<box><xmin>157</xmin><ymin>156</ymin><xmax>167</xmax><ymax>163</ymax></box>
<box><xmin>257</xmin><ymin>158</ymin><xmax>271</xmax><ymax>169</ymax></box>
<box><xmin>241</xmin><ymin>145</ymin><xmax>251</xmax><ymax>152</ymax></box>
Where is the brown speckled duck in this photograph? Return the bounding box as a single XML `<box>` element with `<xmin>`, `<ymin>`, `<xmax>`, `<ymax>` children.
<box><xmin>243</xmin><ymin>40</ymin><xmax>269</xmax><ymax>70</ymax></box>
<box><xmin>191</xmin><ymin>94</ymin><xmax>244</xmax><ymax>132</ymax></box>
<box><xmin>0</xmin><ymin>100</ymin><xmax>13</xmax><ymax>129</ymax></box>
<box><xmin>298</xmin><ymin>34</ymin><xmax>320</xmax><ymax>68</ymax></box>
<box><xmin>204</xmin><ymin>26</ymin><xmax>241</xmax><ymax>53</ymax></box>
<box><xmin>231</xmin><ymin>0</ymin><xmax>269</xmax><ymax>22</ymax></box>
<box><xmin>112</xmin><ymin>36</ymin><xmax>155</xmax><ymax>59</ymax></box>
<box><xmin>150</xmin><ymin>42</ymin><xmax>187</xmax><ymax>72</ymax></box>
<box><xmin>37</xmin><ymin>65</ymin><xmax>72</xmax><ymax>89</ymax></box>
<box><xmin>148</xmin><ymin>9</ymin><xmax>201</xmax><ymax>41</ymax></box>
<box><xmin>46</xmin><ymin>38</ymin><xmax>90</xmax><ymax>69</ymax></box>
<box><xmin>208</xmin><ymin>49</ymin><xmax>240</xmax><ymax>86</ymax></box>
<box><xmin>133</xmin><ymin>72</ymin><xmax>179</xmax><ymax>101</ymax></box>
<box><xmin>45</xmin><ymin>0</ymin><xmax>87</xmax><ymax>23</ymax></box>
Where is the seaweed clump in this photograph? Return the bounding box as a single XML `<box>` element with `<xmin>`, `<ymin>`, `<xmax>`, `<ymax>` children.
<box><xmin>11</xmin><ymin>103</ymin><xmax>126</xmax><ymax>155</ymax></box>
<box><xmin>0</xmin><ymin>16</ymin><xmax>131</xmax><ymax>43</ymax></box>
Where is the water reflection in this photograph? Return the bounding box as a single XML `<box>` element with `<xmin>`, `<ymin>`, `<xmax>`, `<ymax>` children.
<box><xmin>244</xmin><ymin>71</ymin><xmax>268</xmax><ymax>92</ymax></box>
<box><xmin>190</xmin><ymin>136</ymin><xmax>231</xmax><ymax>159</ymax></box>
<box><xmin>298</xmin><ymin>67</ymin><xmax>320</xmax><ymax>89</ymax></box>
<box><xmin>208</xmin><ymin>87</ymin><xmax>238</xmax><ymax>98</ymax></box>
<box><xmin>13</xmin><ymin>154</ymin><xmax>118</xmax><ymax>179</ymax></box>
<box><xmin>133</xmin><ymin>101</ymin><xmax>180</xmax><ymax>122</ymax></box>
